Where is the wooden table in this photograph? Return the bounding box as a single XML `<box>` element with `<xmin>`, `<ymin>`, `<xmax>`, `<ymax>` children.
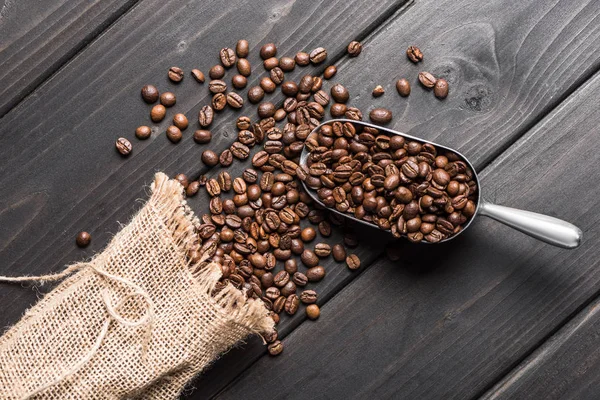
<box><xmin>1</xmin><ymin>0</ymin><xmax>599</xmax><ymax>398</ymax></box>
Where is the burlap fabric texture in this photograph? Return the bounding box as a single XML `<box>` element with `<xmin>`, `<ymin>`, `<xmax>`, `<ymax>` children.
<box><xmin>0</xmin><ymin>172</ymin><xmax>274</xmax><ymax>399</ymax></box>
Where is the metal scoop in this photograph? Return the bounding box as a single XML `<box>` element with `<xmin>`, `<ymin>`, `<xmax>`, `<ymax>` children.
<box><xmin>299</xmin><ymin>119</ymin><xmax>582</xmax><ymax>249</ymax></box>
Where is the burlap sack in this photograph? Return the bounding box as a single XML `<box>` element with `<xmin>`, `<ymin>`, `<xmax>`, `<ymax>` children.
<box><xmin>0</xmin><ymin>172</ymin><xmax>274</xmax><ymax>399</ymax></box>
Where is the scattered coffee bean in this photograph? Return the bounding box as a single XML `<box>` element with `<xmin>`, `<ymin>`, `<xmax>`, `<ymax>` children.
<box><xmin>248</xmin><ymin>86</ymin><xmax>265</xmax><ymax>104</ymax></box>
<box><xmin>260</xmin><ymin>77</ymin><xmax>276</xmax><ymax>93</ymax></box>
<box><xmin>237</xmin><ymin>58</ymin><xmax>251</xmax><ymax>76</ymax></box>
<box><xmin>300</xmin><ymin>290</ymin><xmax>317</xmax><ymax>304</ymax></box>
<box><xmin>227</xmin><ymin>92</ymin><xmax>244</xmax><ymax>109</ymax></box>
<box><xmin>173</xmin><ymin>113</ymin><xmax>188</xmax><ymax>130</ymax></box>
<box><xmin>306</xmin><ymin>304</ymin><xmax>320</xmax><ymax>320</ymax></box>
<box><xmin>168</xmin><ymin>66</ymin><xmax>184</xmax><ymax>82</ymax></box>
<box><xmin>396</xmin><ymin>78</ymin><xmax>411</xmax><ymax>97</ymax></box>
<box><xmin>268</xmin><ymin>340</ymin><xmax>283</xmax><ymax>356</ymax></box>
<box><xmin>160</xmin><ymin>92</ymin><xmax>176</xmax><ymax>107</ymax></box>
<box><xmin>295</xmin><ymin>51</ymin><xmax>310</xmax><ymax>66</ymax></box>
<box><xmin>331</xmin><ymin>84</ymin><xmax>349</xmax><ymax>103</ymax></box>
<box><xmin>323</xmin><ymin>65</ymin><xmax>337</xmax><ymax>80</ymax></box>
<box><xmin>166</xmin><ymin>126</ymin><xmax>182</xmax><ymax>143</ymax></box>
<box><xmin>258</xmin><ymin>102</ymin><xmax>276</xmax><ymax>119</ymax></box>
<box><xmin>279</xmin><ymin>57</ymin><xmax>295</xmax><ymax>71</ymax></box>
<box><xmin>202</xmin><ymin>150</ymin><xmax>219</xmax><ymax>167</ymax></box>
<box><xmin>141</xmin><ymin>85</ymin><xmax>159</xmax><ymax>103</ymax></box>
<box><xmin>332</xmin><ymin>244</ymin><xmax>346</xmax><ymax>262</ymax></box>
<box><xmin>212</xmin><ymin>93</ymin><xmax>226</xmax><ymax>111</ymax></box>
<box><xmin>76</xmin><ymin>231</ymin><xmax>91</xmax><ymax>247</ymax></box>
<box><xmin>406</xmin><ymin>46</ymin><xmax>423</xmax><ymax>63</ymax></box>
<box><xmin>175</xmin><ymin>173</ymin><xmax>189</xmax><ymax>189</ymax></box>
<box><xmin>260</xmin><ymin>43</ymin><xmax>277</xmax><ymax>59</ymax></box>
<box><xmin>186</xmin><ymin>181</ymin><xmax>200</xmax><ymax>197</ymax></box>
<box><xmin>369</xmin><ymin>108</ymin><xmax>393</xmax><ymax>124</ymax></box>
<box><xmin>193</xmin><ymin>130</ymin><xmax>211</xmax><ymax>144</ymax></box>
<box><xmin>418</xmin><ymin>71</ymin><xmax>437</xmax><ymax>88</ymax></box>
<box><xmin>309</xmin><ymin>47</ymin><xmax>327</xmax><ymax>64</ymax></box>
<box><xmin>191</xmin><ymin>69</ymin><xmax>205</xmax><ymax>83</ymax></box>
<box><xmin>236</xmin><ymin>39</ymin><xmax>249</xmax><ymax>58</ymax></box>
<box><xmin>209</xmin><ymin>65</ymin><xmax>225</xmax><ymax>79</ymax></box>
<box><xmin>314</xmin><ymin>243</ymin><xmax>331</xmax><ymax>257</ymax></box>
<box><xmin>220</xmin><ymin>149</ymin><xmax>233</xmax><ymax>167</ymax></box>
<box><xmin>232</xmin><ymin>74</ymin><xmax>247</xmax><ymax>89</ymax></box>
<box><xmin>115</xmin><ymin>137</ymin><xmax>132</xmax><ymax>155</ymax></box>
<box><xmin>284</xmin><ymin>294</ymin><xmax>300</xmax><ymax>315</ymax></box>
<box><xmin>209</xmin><ymin>80</ymin><xmax>227</xmax><ymax>94</ymax></box>
<box><xmin>150</xmin><ymin>104</ymin><xmax>166</xmax><ymax>122</ymax></box>
<box><xmin>135</xmin><ymin>126</ymin><xmax>152</xmax><ymax>140</ymax></box>
<box><xmin>198</xmin><ymin>106</ymin><xmax>214</xmax><ymax>127</ymax></box>
<box><xmin>346</xmin><ymin>254</ymin><xmax>361</xmax><ymax>270</ymax></box>
<box><xmin>220</xmin><ymin>47</ymin><xmax>236</xmax><ymax>68</ymax></box>
<box><xmin>372</xmin><ymin>85</ymin><xmax>385</xmax><ymax>97</ymax></box>
<box><xmin>347</xmin><ymin>41</ymin><xmax>362</xmax><ymax>57</ymax></box>
<box><xmin>306</xmin><ymin>266</ymin><xmax>325</xmax><ymax>282</ymax></box>
<box><xmin>434</xmin><ymin>78</ymin><xmax>449</xmax><ymax>99</ymax></box>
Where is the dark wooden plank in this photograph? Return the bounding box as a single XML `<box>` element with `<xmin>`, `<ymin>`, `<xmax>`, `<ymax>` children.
<box><xmin>0</xmin><ymin>0</ymin><xmax>411</xmax><ymax>397</ymax></box>
<box><xmin>0</xmin><ymin>0</ymin><xmax>141</xmax><ymax>117</ymax></box>
<box><xmin>216</xmin><ymin>64</ymin><xmax>600</xmax><ymax>398</ymax></box>
<box><xmin>482</xmin><ymin>296</ymin><xmax>600</xmax><ymax>400</ymax></box>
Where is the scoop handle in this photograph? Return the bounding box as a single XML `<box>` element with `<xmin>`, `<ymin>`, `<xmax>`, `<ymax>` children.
<box><xmin>478</xmin><ymin>199</ymin><xmax>582</xmax><ymax>249</ymax></box>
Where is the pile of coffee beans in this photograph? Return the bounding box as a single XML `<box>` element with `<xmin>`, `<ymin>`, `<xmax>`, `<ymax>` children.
<box><xmin>299</xmin><ymin>121</ymin><xmax>478</xmax><ymax>243</ymax></box>
<box><xmin>109</xmin><ymin>38</ymin><xmax>457</xmax><ymax>356</ymax></box>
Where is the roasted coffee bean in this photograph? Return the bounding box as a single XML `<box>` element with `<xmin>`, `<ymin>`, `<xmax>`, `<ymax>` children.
<box><xmin>150</xmin><ymin>104</ymin><xmax>166</xmax><ymax>122</ymax></box>
<box><xmin>330</xmin><ymin>103</ymin><xmax>347</xmax><ymax>118</ymax></box>
<box><xmin>219</xmin><ymin>149</ymin><xmax>233</xmax><ymax>167</ymax></box>
<box><xmin>135</xmin><ymin>126</ymin><xmax>151</xmax><ymax>140</ymax></box>
<box><xmin>300</xmin><ymin>290</ymin><xmax>317</xmax><ymax>304</ymax></box>
<box><xmin>166</xmin><ymin>126</ymin><xmax>182</xmax><ymax>143</ymax></box>
<box><xmin>434</xmin><ymin>78</ymin><xmax>449</xmax><ymax>99</ymax></box>
<box><xmin>301</xmin><ymin>249</ymin><xmax>319</xmax><ymax>267</ymax></box>
<box><xmin>301</xmin><ymin>227</ymin><xmax>317</xmax><ymax>242</ymax></box>
<box><xmin>236</xmin><ymin>39</ymin><xmax>249</xmax><ymax>58</ymax></box>
<box><xmin>279</xmin><ymin>56</ymin><xmax>295</xmax><ymax>71</ymax></box>
<box><xmin>332</xmin><ymin>244</ymin><xmax>346</xmax><ymax>262</ymax></box>
<box><xmin>141</xmin><ymin>85</ymin><xmax>159</xmax><ymax>103</ymax></box>
<box><xmin>323</xmin><ymin>66</ymin><xmax>337</xmax><ymax>80</ymax></box>
<box><xmin>168</xmin><ymin>66</ymin><xmax>184</xmax><ymax>82</ymax></box>
<box><xmin>406</xmin><ymin>46</ymin><xmax>423</xmax><ymax>63</ymax></box>
<box><xmin>193</xmin><ymin>130</ymin><xmax>211</xmax><ymax>144</ymax></box>
<box><xmin>209</xmin><ymin>79</ymin><xmax>227</xmax><ymax>94</ymax></box>
<box><xmin>282</xmin><ymin>81</ymin><xmax>299</xmax><ymax>97</ymax></box>
<box><xmin>191</xmin><ymin>69</ymin><xmax>205</xmax><ymax>83</ymax></box>
<box><xmin>372</xmin><ymin>85</ymin><xmax>385</xmax><ymax>97</ymax></box>
<box><xmin>299</xmin><ymin>75</ymin><xmax>314</xmax><ymax>93</ymax></box>
<box><xmin>212</xmin><ymin>93</ymin><xmax>226</xmax><ymax>111</ymax></box>
<box><xmin>198</xmin><ymin>106</ymin><xmax>214</xmax><ymax>127</ymax></box>
<box><xmin>260</xmin><ymin>77</ymin><xmax>276</xmax><ymax>93</ymax></box>
<box><xmin>268</xmin><ymin>340</ymin><xmax>283</xmax><ymax>356</ymax></box>
<box><xmin>270</xmin><ymin>67</ymin><xmax>284</xmax><ymax>84</ymax></box>
<box><xmin>369</xmin><ymin>108</ymin><xmax>392</xmax><ymax>124</ymax></box>
<box><xmin>186</xmin><ymin>181</ymin><xmax>200</xmax><ymax>197</ymax></box>
<box><xmin>201</xmin><ymin>150</ymin><xmax>219</xmax><ymax>167</ymax></box>
<box><xmin>306</xmin><ymin>266</ymin><xmax>325</xmax><ymax>282</ymax></box>
<box><xmin>173</xmin><ymin>114</ymin><xmax>188</xmax><ymax>130</ymax></box>
<box><xmin>235</xmin><ymin>57</ymin><xmax>251</xmax><ymax>76</ymax></box>
<box><xmin>218</xmin><ymin>171</ymin><xmax>232</xmax><ymax>192</ymax></box>
<box><xmin>347</xmin><ymin>40</ymin><xmax>362</xmax><ymax>56</ymax></box>
<box><xmin>220</xmin><ymin>47</ymin><xmax>236</xmax><ymax>67</ymax></box>
<box><xmin>318</xmin><ymin>221</ymin><xmax>331</xmax><ymax>237</ymax></box>
<box><xmin>295</xmin><ymin>51</ymin><xmax>310</xmax><ymax>66</ymax></box>
<box><xmin>258</xmin><ymin>102</ymin><xmax>276</xmax><ymax>119</ymax></box>
<box><xmin>160</xmin><ymin>92</ymin><xmax>176</xmax><ymax>107</ymax></box>
<box><xmin>175</xmin><ymin>173</ymin><xmax>189</xmax><ymax>189</ymax></box>
<box><xmin>418</xmin><ymin>71</ymin><xmax>437</xmax><ymax>88</ymax></box>
<box><xmin>281</xmin><ymin>281</ymin><xmax>297</xmax><ymax>297</ymax></box>
<box><xmin>314</xmin><ymin>243</ymin><xmax>331</xmax><ymax>257</ymax></box>
<box><xmin>396</xmin><ymin>78</ymin><xmax>411</xmax><ymax>97</ymax></box>
<box><xmin>232</xmin><ymin>74</ymin><xmax>248</xmax><ymax>89</ymax></box>
<box><xmin>260</xmin><ymin>43</ymin><xmax>277</xmax><ymax>59</ymax></box>
<box><xmin>346</xmin><ymin>254</ymin><xmax>361</xmax><ymax>270</ymax></box>
<box><xmin>264</xmin><ymin>57</ymin><xmax>279</xmax><ymax>70</ymax></box>
<box><xmin>284</xmin><ymin>294</ymin><xmax>300</xmax><ymax>315</ymax></box>
<box><xmin>76</xmin><ymin>231</ymin><xmax>91</xmax><ymax>247</ymax></box>
<box><xmin>247</xmin><ymin>86</ymin><xmax>265</xmax><ymax>104</ymax></box>
<box><xmin>331</xmin><ymin>84</ymin><xmax>349</xmax><ymax>103</ymax></box>
<box><xmin>309</xmin><ymin>47</ymin><xmax>327</xmax><ymax>64</ymax></box>
<box><xmin>306</xmin><ymin>304</ymin><xmax>320</xmax><ymax>320</ymax></box>
<box><xmin>206</xmin><ymin>179</ymin><xmax>221</xmax><ymax>197</ymax></box>
<box><xmin>227</xmin><ymin>92</ymin><xmax>244</xmax><ymax>108</ymax></box>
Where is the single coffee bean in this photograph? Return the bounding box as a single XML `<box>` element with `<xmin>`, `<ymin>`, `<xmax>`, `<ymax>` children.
<box><xmin>201</xmin><ymin>150</ymin><xmax>219</xmax><ymax>167</ymax></box>
<box><xmin>369</xmin><ymin>108</ymin><xmax>393</xmax><ymax>124</ymax></box>
<box><xmin>175</xmin><ymin>173</ymin><xmax>189</xmax><ymax>189</ymax></box>
<box><xmin>309</xmin><ymin>47</ymin><xmax>327</xmax><ymax>64</ymax></box>
<box><xmin>208</xmin><ymin>79</ymin><xmax>227</xmax><ymax>93</ymax></box>
<box><xmin>232</xmin><ymin>74</ymin><xmax>248</xmax><ymax>89</ymax></box>
<box><xmin>230</xmin><ymin>142</ymin><xmax>250</xmax><ymax>159</ymax></box>
<box><xmin>347</xmin><ymin>40</ymin><xmax>362</xmax><ymax>56</ymax></box>
<box><xmin>198</xmin><ymin>106</ymin><xmax>214</xmax><ymax>127</ymax></box>
<box><xmin>284</xmin><ymin>294</ymin><xmax>300</xmax><ymax>315</ymax></box>
<box><xmin>274</xmin><ymin>271</ymin><xmax>290</xmax><ymax>287</ymax></box>
<box><xmin>260</xmin><ymin>77</ymin><xmax>276</xmax><ymax>93</ymax></box>
<box><xmin>332</xmin><ymin>244</ymin><xmax>346</xmax><ymax>262</ymax></box>
<box><xmin>318</xmin><ymin>221</ymin><xmax>332</xmax><ymax>237</ymax></box>
<box><xmin>159</xmin><ymin>92</ymin><xmax>176</xmax><ymax>107</ymax></box>
<box><xmin>270</xmin><ymin>67</ymin><xmax>284</xmax><ymax>84</ymax></box>
<box><xmin>330</xmin><ymin>103</ymin><xmax>347</xmax><ymax>118</ymax></box>
<box><xmin>268</xmin><ymin>340</ymin><xmax>283</xmax><ymax>356</ymax></box>
<box><xmin>227</xmin><ymin>92</ymin><xmax>244</xmax><ymax>108</ymax></box>
<box><xmin>135</xmin><ymin>126</ymin><xmax>151</xmax><ymax>140</ymax></box>
<box><xmin>295</xmin><ymin>51</ymin><xmax>310</xmax><ymax>66</ymax></box>
<box><xmin>281</xmin><ymin>81</ymin><xmax>299</xmax><ymax>97</ymax></box>
<box><xmin>186</xmin><ymin>181</ymin><xmax>200</xmax><ymax>197</ymax></box>
<box><xmin>306</xmin><ymin>266</ymin><xmax>326</xmax><ymax>282</ymax></box>
<box><xmin>260</xmin><ymin>43</ymin><xmax>277</xmax><ymax>59</ymax></box>
<box><xmin>220</xmin><ymin>47</ymin><xmax>236</xmax><ymax>68</ymax></box>
<box><xmin>76</xmin><ymin>231</ymin><xmax>91</xmax><ymax>247</ymax></box>
<box><xmin>236</xmin><ymin>39</ymin><xmax>249</xmax><ymax>58</ymax></box>
<box><xmin>166</xmin><ymin>126</ymin><xmax>182</xmax><ymax>143</ymax></box>
<box><xmin>372</xmin><ymin>85</ymin><xmax>385</xmax><ymax>97</ymax></box>
<box><xmin>115</xmin><ymin>138</ymin><xmax>132</xmax><ymax>155</ymax></box>
<box><xmin>237</xmin><ymin>58</ymin><xmax>252</xmax><ymax>76</ymax></box>
<box><xmin>418</xmin><ymin>71</ymin><xmax>437</xmax><ymax>88</ymax></box>
<box><xmin>173</xmin><ymin>113</ymin><xmax>188</xmax><ymax>130</ymax></box>
<box><xmin>314</xmin><ymin>243</ymin><xmax>331</xmax><ymax>257</ymax></box>
<box><xmin>258</xmin><ymin>102</ymin><xmax>276</xmax><ymax>119</ymax></box>
<box><xmin>331</xmin><ymin>84</ymin><xmax>349</xmax><ymax>103</ymax></box>
<box><xmin>150</xmin><ymin>104</ymin><xmax>166</xmax><ymax>122</ymax></box>
<box><xmin>191</xmin><ymin>69</ymin><xmax>205</xmax><ymax>83</ymax></box>
<box><xmin>193</xmin><ymin>130</ymin><xmax>211</xmax><ymax>144</ymax></box>
<box><xmin>434</xmin><ymin>78</ymin><xmax>449</xmax><ymax>99</ymax></box>
<box><xmin>263</xmin><ymin>56</ymin><xmax>279</xmax><ymax>70</ymax></box>
<box><xmin>406</xmin><ymin>45</ymin><xmax>423</xmax><ymax>63</ymax></box>
<box><xmin>311</xmin><ymin>77</ymin><xmax>323</xmax><ymax>92</ymax></box>
<box><xmin>396</xmin><ymin>78</ymin><xmax>411</xmax><ymax>97</ymax></box>
<box><xmin>274</xmin><ymin>108</ymin><xmax>287</xmax><ymax>122</ymax></box>
<box><xmin>301</xmin><ymin>227</ymin><xmax>316</xmax><ymax>242</ymax></box>
<box><xmin>346</xmin><ymin>254</ymin><xmax>361</xmax><ymax>270</ymax></box>
<box><xmin>279</xmin><ymin>56</ymin><xmax>295</xmax><ymax>71</ymax></box>
<box><xmin>248</xmin><ymin>86</ymin><xmax>265</xmax><ymax>104</ymax></box>
<box><xmin>212</xmin><ymin>93</ymin><xmax>226</xmax><ymax>111</ymax></box>
<box><xmin>209</xmin><ymin>64</ymin><xmax>225</xmax><ymax>80</ymax></box>
<box><xmin>300</xmin><ymin>290</ymin><xmax>318</xmax><ymax>304</ymax></box>
<box><xmin>141</xmin><ymin>85</ymin><xmax>159</xmax><ymax>103</ymax></box>
<box><xmin>281</xmin><ymin>281</ymin><xmax>297</xmax><ymax>297</ymax></box>
<box><xmin>306</xmin><ymin>304</ymin><xmax>320</xmax><ymax>320</ymax></box>
<box><xmin>168</xmin><ymin>66</ymin><xmax>184</xmax><ymax>82</ymax></box>
<box><xmin>301</xmin><ymin>249</ymin><xmax>319</xmax><ymax>267</ymax></box>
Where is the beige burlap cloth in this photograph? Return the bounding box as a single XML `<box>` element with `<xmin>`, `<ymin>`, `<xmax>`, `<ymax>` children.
<box><xmin>0</xmin><ymin>172</ymin><xmax>274</xmax><ymax>399</ymax></box>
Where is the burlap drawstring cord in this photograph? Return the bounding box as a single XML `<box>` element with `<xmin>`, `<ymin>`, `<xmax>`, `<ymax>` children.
<box><xmin>0</xmin><ymin>262</ymin><xmax>156</xmax><ymax>400</ymax></box>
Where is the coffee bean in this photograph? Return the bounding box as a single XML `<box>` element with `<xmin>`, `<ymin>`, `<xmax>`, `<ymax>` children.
<box><xmin>346</xmin><ymin>254</ymin><xmax>361</xmax><ymax>270</ymax></box>
<box><xmin>220</xmin><ymin>47</ymin><xmax>236</xmax><ymax>68</ymax></box>
<box><xmin>347</xmin><ymin>41</ymin><xmax>362</xmax><ymax>56</ymax></box>
<box><xmin>396</xmin><ymin>78</ymin><xmax>411</xmax><ymax>97</ymax></box>
<box><xmin>268</xmin><ymin>340</ymin><xmax>283</xmax><ymax>356</ymax></box>
<box><xmin>284</xmin><ymin>294</ymin><xmax>300</xmax><ymax>315</ymax></box>
<box><xmin>135</xmin><ymin>126</ymin><xmax>151</xmax><ymax>140</ymax></box>
<box><xmin>248</xmin><ymin>86</ymin><xmax>265</xmax><ymax>104</ymax></box>
<box><xmin>279</xmin><ymin>56</ymin><xmax>295</xmax><ymax>71</ymax></box>
<box><xmin>314</xmin><ymin>243</ymin><xmax>331</xmax><ymax>258</ymax></box>
<box><xmin>209</xmin><ymin>80</ymin><xmax>227</xmax><ymax>94</ymax></box>
<box><xmin>406</xmin><ymin>46</ymin><xmax>423</xmax><ymax>63</ymax></box>
<box><xmin>369</xmin><ymin>108</ymin><xmax>393</xmax><ymax>124</ymax></box>
<box><xmin>193</xmin><ymin>130</ymin><xmax>211</xmax><ymax>144</ymax></box>
<box><xmin>175</xmin><ymin>173</ymin><xmax>189</xmax><ymax>189</ymax></box>
<box><xmin>306</xmin><ymin>304</ymin><xmax>320</xmax><ymax>320</ymax></box>
<box><xmin>331</xmin><ymin>84</ymin><xmax>349</xmax><ymax>103</ymax></box>
<box><xmin>263</xmin><ymin>57</ymin><xmax>279</xmax><ymax>70</ymax></box>
<box><xmin>150</xmin><ymin>104</ymin><xmax>166</xmax><ymax>122</ymax></box>
<box><xmin>186</xmin><ymin>181</ymin><xmax>200</xmax><ymax>197</ymax></box>
<box><xmin>300</xmin><ymin>290</ymin><xmax>317</xmax><ymax>304</ymax></box>
<box><xmin>202</xmin><ymin>150</ymin><xmax>219</xmax><ymax>167</ymax></box>
<box><xmin>236</xmin><ymin>39</ymin><xmax>249</xmax><ymax>58</ymax></box>
<box><xmin>274</xmin><ymin>271</ymin><xmax>290</xmax><ymax>287</ymax></box>
<box><xmin>173</xmin><ymin>113</ymin><xmax>188</xmax><ymax>130</ymax></box>
<box><xmin>141</xmin><ymin>85</ymin><xmax>159</xmax><ymax>103</ymax></box>
<box><xmin>231</xmin><ymin>142</ymin><xmax>250</xmax><ymax>159</ymax></box>
<box><xmin>295</xmin><ymin>51</ymin><xmax>310</xmax><ymax>66</ymax></box>
<box><xmin>372</xmin><ymin>85</ymin><xmax>385</xmax><ymax>97</ymax></box>
<box><xmin>306</xmin><ymin>266</ymin><xmax>325</xmax><ymax>282</ymax></box>
<box><xmin>330</xmin><ymin>103</ymin><xmax>347</xmax><ymax>118</ymax></box>
<box><xmin>260</xmin><ymin>43</ymin><xmax>277</xmax><ymax>59</ymax></box>
<box><xmin>258</xmin><ymin>102</ymin><xmax>276</xmax><ymax>119</ymax></box>
<box><xmin>281</xmin><ymin>281</ymin><xmax>297</xmax><ymax>297</ymax></box>
<box><xmin>232</xmin><ymin>74</ymin><xmax>248</xmax><ymax>89</ymax></box>
<box><xmin>332</xmin><ymin>244</ymin><xmax>346</xmax><ymax>262</ymax></box>
<box><xmin>76</xmin><ymin>231</ymin><xmax>91</xmax><ymax>247</ymax></box>
<box><xmin>301</xmin><ymin>249</ymin><xmax>319</xmax><ymax>267</ymax></box>
<box><xmin>206</xmin><ymin>179</ymin><xmax>221</xmax><ymax>197</ymax></box>
<box><xmin>270</xmin><ymin>67</ymin><xmax>284</xmax><ymax>84</ymax></box>
<box><xmin>237</xmin><ymin>58</ymin><xmax>252</xmax><ymax>77</ymax></box>
<box><xmin>318</xmin><ymin>221</ymin><xmax>331</xmax><ymax>237</ymax></box>
<box><xmin>301</xmin><ymin>227</ymin><xmax>316</xmax><ymax>242</ymax></box>
<box><xmin>309</xmin><ymin>47</ymin><xmax>327</xmax><ymax>64</ymax></box>
<box><xmin>191</xmin><ymin>69</ymin><xmax>205</xmax><ymax>83</ymax></box>
<box><xmin>168</xmin><ymin>66</ymin><xmax>184</xmax><ymax>82</ymax></box>
<box><xmin>218</xmin><ymin>149</ymin><xmax>232</xmax><ymax>167</ymax></box>
<box><xmin>418</xmin><ymin>71</ymin><xmax>437</xmax><ymax>88</ymax></box>
<box><xmin>434</xmin><ymin>78</ymin><xmax>449</xmax><ymax>99</ymax></box>
<box><xmin>198</xmin><ymin>106</ymin><xmax>214</xmax><ymax>127</ymax></box>
<box><xmin>260</xmin><ymin>77</ymin><xmax>277</xmax><ymax>93</ymax></box>
<box><xmin>209</xmin><ymin>65</ymin><xmax>225</xmax><ymax>80</ymax></box>
<box><xmin>115</xmin><ymin>138</ymin><xmax>132</xmax><ymax>155</ymax></box>
<box><xmin>227</xmin><ymin>92</ymin><xmax>244</xmax><ymax>108</ymax></box>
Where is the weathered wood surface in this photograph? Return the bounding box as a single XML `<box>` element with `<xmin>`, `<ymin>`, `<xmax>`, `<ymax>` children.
<box><xmin>0</xmin><ymin>0</ymin><xmax>141</xmax><ymax>117</ymax></box>
<box><xmin>217</xmin><ymin>67</ymin><xmax>600</xmax><ymax>399</ymax></box>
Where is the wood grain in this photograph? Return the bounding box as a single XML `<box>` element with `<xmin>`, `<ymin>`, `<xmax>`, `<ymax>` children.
<box><xmin>0</xmin><ymin>0</ymin><xmax>141</xmax><ymax>117</ymax></box>
<box><xmin>216</xmin><ymin>65</ymin><xmax>600</xmax><ymax>399</ymax></box>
